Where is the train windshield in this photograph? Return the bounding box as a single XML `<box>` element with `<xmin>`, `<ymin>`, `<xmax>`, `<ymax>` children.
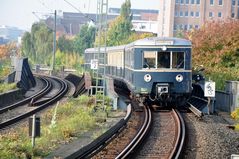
<box><xmin>157</xmin><ymin>52</ymin><xmax>170</xmax><ymax>68</ymax></box>
<box><xmin>143</xmin><ymin>51</ymin><xmax>185</xmax><ymax>69</ymax></box>
<box><xmin>172</xmin><ymin>52</ymin><xmax>184</xmax><ymax>69</ymax></box>
<box><xmin>143</xmin><ymin>51</ymin><xmax>156</xmax><ymax>68</ymax></box>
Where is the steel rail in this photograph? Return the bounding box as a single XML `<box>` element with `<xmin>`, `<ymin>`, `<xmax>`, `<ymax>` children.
<box><xmin>0</xmin><ymin>76</ymin><xmax>68</xmax><ymax>130</ymax></box>
<box><xmin>29</xmin><ymin>77</ymin><xmax>53</xmax><ymax>106</ymax></box>
<box><xmin>169</xmin><ymin>109</ymin><xmax>186</xmax><ymax>159</ymax></box>
<box><xmin>0</xmin><ymin>77</ymin><xmax>50</xmax><ymax>114</ymax></box>
<box><xmin>115</xmin><ymin>105</ymin><xmax>152</xmax><ymax>159</ymax></box>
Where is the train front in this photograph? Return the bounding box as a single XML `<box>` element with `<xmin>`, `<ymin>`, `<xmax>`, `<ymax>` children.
<box><xmin>127</xmin><ymin>37</ymin><xmax>192</xmax><ymax>106</ymax></box>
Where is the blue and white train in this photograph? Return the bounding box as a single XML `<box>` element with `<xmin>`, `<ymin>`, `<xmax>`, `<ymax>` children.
<box><xmin>85</xmin><ymin>37</ymin><xmax>192</xmax><ymax>106</ymax></box>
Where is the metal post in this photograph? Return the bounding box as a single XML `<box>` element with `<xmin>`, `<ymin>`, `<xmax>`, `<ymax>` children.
<box><xmin>32</xmin><ymin>114</ymin><xmax>36</xmax><ymax>148</ymax></box>
<box><xmin>52</xmin><ymin>10</ymin><xmax>57</xmax><ymax>75</ymax></box>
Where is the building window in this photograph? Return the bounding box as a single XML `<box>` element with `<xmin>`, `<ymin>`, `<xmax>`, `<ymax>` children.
<box><xmin>209</xmin><ymin>12</ymin><xmax>213</xmax><ymax>17</ymax></box>
<box><xmin>185</xmin><ymin>11</ymin><xmax>189</xmax><ymax>16</ymax></box>
<box><xmin>184</xmin><ymin>25</ymin><xmax>188</xmax><ymax>30</ymax></box>
<box><xmin>180</xmin><ymin>11</ymin><xmax>184</xmax><ymax>17</ymax></box>
<box><xmin>176</xmin><ymin>0</ymin><xmax>180</xmax><ymax>4</ymax></box>
<box><xmin>191</xmin><ymin>11</ymin><xmax>194</xmax><ymax>17</ymax></box>
<box><xmin>232</xmin><ymin>0</ymin><xmax>236</xmax><ymax>6</ymax></box>
<box><xmin>174</xmin><ymin>25</ymin><xmax>178</xmax><ymax>31</ymax></box>
<box><xmin>186</xmin><ymin>0</ymin><xmax>189</xmax><ymax>4</ymax></box>
<box><xmin>195</xmin><ymin>25</ymin><xmax>199</xmax><ymax>29</ymax></box>
<box><xmin>175</xmin><ymin>11</ymin><xmax>178</xmax><ymax>17</ymax></box>
<box><xmin>189</xmin><ymin>25</ymin><xmax>193</xmax><ymax>29</ymax></box>
<box><xmin>219</xmin><ymin>0</ymin><xmax>223</xmax><ymax>5</ymax></box>
<box><xmin>210</xmin><ymin>0</ymin><xmax>214</xmax><ymax>5</ymax></box>
<box><xmin>196</xmin><ymin>12</ymin><xmax>200</xmax><ymax>17</ymax></box>
<box><xmin>191</xmin><ymin>0</ymin><xmax>195</xmax><ymax>4</ymax></box>
<box><xmin>180</xmin><ymin>0</ymin><xmax>184</xmax><ymax>4</ymax></box>
<box><xmin>231</xmin><ymin>12</ymin><xmax>235</xmax><ymax>17</ymax></box>
<box><xmin>196</xmin><ymin>0</ymin><xmax>200</xmax><ymax>4</ymax></box>
<box><xmin>218</xmin><ymin>12</ymin><xmax>222</xmax><ymax>17</ymax></box>
<box><xmin>238</xmin><ymin>0</ymin><xmax>239</xmax><ymax>6</ymax></box>
<box><xmin>180</xmin><ymin>24</ymin><xmax>184</xmax><ymax>29</ymax></box>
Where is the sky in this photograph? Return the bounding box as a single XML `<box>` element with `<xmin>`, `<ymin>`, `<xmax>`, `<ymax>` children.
<box><xmin>0</xmin><ymin>0</ymin><xmax>160</xmax><ymax>31</ymax></box>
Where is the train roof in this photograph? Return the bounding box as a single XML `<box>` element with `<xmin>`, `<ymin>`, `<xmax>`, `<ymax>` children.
<box><xmin>85</xmin><ymin>37</ymin><xmax>191</xmax><ymax>53</ymax></box>
<box><xmin>85</xmin><ymin>45</ymin><xmax>125</xmax><ymax>53</ymax></box>
<box><xmin>127</xmin><ymin>37</ymin><xmax>192</xmax><ymax>47</ymax></box>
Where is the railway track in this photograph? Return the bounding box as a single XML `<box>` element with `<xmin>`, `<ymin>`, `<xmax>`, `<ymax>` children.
<box><xmin>134</xmin><ymin>108</ymin><xmax>185</xmax><ymax>159</ymax></box>
<box><xmin>91</xmin><ymin>102</ymin><xmax>152</xmax><ymax>159</ymax></box>
<box><xmin>0</xmin><ymin>76</ymin><xmax>68</xmax><ymax>130</ymax></box>
<box><xmin>0</xmin><ymin>76</ymin><xmax>51</xmax><ymax>114</ymax></box>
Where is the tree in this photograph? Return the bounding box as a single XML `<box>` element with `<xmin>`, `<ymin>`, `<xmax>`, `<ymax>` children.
<box><xmin>105</xmin><ymin>0</ymin><xmax>133</xmax><ymax>46</ymax></box>
<box><xmin>21</xmin><ymin>32</ymin><xmax>34</xmax><ymax>61</ymax></box>
<box><xmin>185</xmin><ymin>20</ymin><xmax>239</xmax><ymax>68</ymax></box>
<box><xmin>74</xmin><ymin>24</ymin><xmax>96</xmax><ymax>55</ymax></box>
<box><xmin>21</xmin><ymin>22</ymin><xmax>53</xmax><ymax>65</ymax></box>
<box><xmin>57</xmin><ymin>35</ymin><xmax>74</xmax><ymax>53</ymax></box>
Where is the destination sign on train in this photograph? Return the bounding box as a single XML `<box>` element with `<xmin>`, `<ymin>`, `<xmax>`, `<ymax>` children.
<box><xmin>155</xmin><ymin>40</ymin><xmax>174</xmax><ymax>45</ymax></box>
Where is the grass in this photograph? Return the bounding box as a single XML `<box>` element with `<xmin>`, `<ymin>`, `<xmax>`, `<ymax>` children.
<box><xmin>0</xmin><ymin>95</ymin><xmax>110</xmax><ymax>158</ymax></box>
<box><xmin>0</xmin><ymin>83</ymin><xmax>17</xmax><ymax>93</ymax></box>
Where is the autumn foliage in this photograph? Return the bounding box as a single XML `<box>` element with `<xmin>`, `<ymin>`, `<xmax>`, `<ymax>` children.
<box><xmin>186</xmin><ymin>20</ymin><xmax>239</xmax><ymax>68</ymax></box>
<box><xmin>184</xmin><ymin>20</ymin><xmax>239</xmax><ymax>89</ymax></box>
<box><xmin>0</xmin><ymin>43</ymin><xmax>18</xmax><ymax>59</ymax></box>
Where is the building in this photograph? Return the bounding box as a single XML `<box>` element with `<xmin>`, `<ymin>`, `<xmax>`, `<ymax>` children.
<box><xmin>45</xmin><ymin>8</ymin><xmax>159</xmax><ymax>36</ymax></box>
<box><xmin>0</xmin><ymin>25</ymin><xmax>24</xmax><ymax>44</ymax></box>
<box><xmin>109</xmin><ymin>8</ymin><xmax>159</xmax><ymax>33</ymax></box>
<box><xmin>158</xmin><ymin>0</ymin><xmax>239</xmax><ymax>37</ymax></box>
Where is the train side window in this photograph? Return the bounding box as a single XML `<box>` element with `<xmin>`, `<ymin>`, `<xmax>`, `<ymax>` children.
<box><xmin>157</xmin><ymin>52</ymin><xmax>170</xmax><ymax>68</ymax></box>
<box><xmin>172</xmin><ymin>52</ymin><xmax>185</xmax><ymax>69</ymax></box>
<box><xmin>143</xmin><ymin>51</ymin><xmax>156</xmax><ymax>69</ymax></box>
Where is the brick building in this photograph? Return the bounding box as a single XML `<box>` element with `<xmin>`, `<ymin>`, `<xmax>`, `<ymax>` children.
<box><xmin>158</xmin><ymin>0</ymin><xmax>239</xmax><ymax>37</ymax></box>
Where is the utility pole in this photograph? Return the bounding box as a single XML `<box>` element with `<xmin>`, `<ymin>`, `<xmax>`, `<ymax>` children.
<box><xmin>52</xmin><ymin>10</ymin><xmax>57</xmax><ymax>74</ymax></box>
<box><xmin>91</xmin><ymin>0</ymin><xmax>108</xmax><ymax>110</ymax></box>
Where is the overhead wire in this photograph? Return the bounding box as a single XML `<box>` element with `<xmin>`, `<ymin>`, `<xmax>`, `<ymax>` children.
<box><xmin>63</xmin><ymin>0</ymin><xmax>95</xmax><ymax>22</ymax></box>
<box><xmin>37</xmin><ymin>0</ymin><xmax>53</xmax><ymax>12</ymax></box>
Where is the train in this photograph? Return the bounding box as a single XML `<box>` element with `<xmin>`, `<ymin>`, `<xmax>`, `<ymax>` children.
<box><xmin>84</xmin><ymin>37</ymin><xmax>192</xmax><ymax>106</ymax></box>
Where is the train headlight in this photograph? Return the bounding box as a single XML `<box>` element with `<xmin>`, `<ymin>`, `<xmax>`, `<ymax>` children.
<box><xmin>162</xmin><ymin>46</ymin><xmax>167</xmax><ymax>51</ymax></box>
<box><xmin>144</xmin><ymin>74</ymin><xmax>151</xmax><ymax>82</ymax></box>
<box><xmin>176</xmin><ymin>74</ymin><xmax>183</xmax><ymax>82</ymax></box>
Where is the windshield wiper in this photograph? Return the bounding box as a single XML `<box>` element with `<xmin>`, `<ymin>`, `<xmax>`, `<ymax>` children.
<box><xmin>176</xmin><ymin>60</ymin><xmax>184</xmax><ymax>69</ymax></box>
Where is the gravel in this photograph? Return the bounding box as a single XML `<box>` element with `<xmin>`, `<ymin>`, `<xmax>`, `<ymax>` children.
<box><xmin>183</xmin><ymin>112</ymin><xmax>239</xmax><ymax>159</ymax></box>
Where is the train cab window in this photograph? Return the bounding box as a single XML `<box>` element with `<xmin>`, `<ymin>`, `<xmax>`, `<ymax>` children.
<box><xmin>172</xmin><ymin>52</ymin><xmax>185</xmax><ymax>69</ymax></box>
<box><xmin>157</xmin><ymin>52</ymin><xmax>170</xmax><ymax>68</ymax></box>
<box><xmin>143</xmin><ymin>51</ymin><xmax>156</xmax><ymax>69</ymax></box>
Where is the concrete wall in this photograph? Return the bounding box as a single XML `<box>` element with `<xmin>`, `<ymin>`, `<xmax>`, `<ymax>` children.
<box><xmin>0</xmin><ymin>89</ymin><xmax>24</xmax><ymax>107</ymax></box>
<box><xmin>215</xmin><ymin>91</ymin><xmax>231</xmax><ymax>112</ymax></box>
<box><xmin>215</xmin><ymin>81</ymin><xmax>239</xmax><ymax>113</ymax></box>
